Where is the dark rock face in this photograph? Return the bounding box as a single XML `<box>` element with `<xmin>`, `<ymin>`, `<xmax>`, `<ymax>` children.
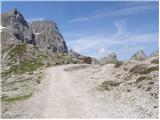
<box><xmin>1</xmin><ymin>9</ymin><xmax>35</xmax><ymax>47</ymax></box>
<box><xmin>149</xmin><ymin>50</ymin><xmax>159</xmax><ymax>58</ymax></box>
<box><xmin>130</xmin><ymin>50</ymin><xmax>147</xmax><ymax>61</ymax></box>
<box><xmin>30</xmin><ymin>20</ymin><xmax>68</xmax><ymax>54</ymax></box>
<box><xmin>100</xmin><ymin>52</ymin><xmax>118</xmax><ymax>64</ymax></box>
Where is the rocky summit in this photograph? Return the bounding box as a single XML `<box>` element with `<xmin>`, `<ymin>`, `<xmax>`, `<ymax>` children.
<box><xmin>1</xmin><ymin>8</ymin><xmax>35</xmax><ymax>48</ymax></box>
<box><xmin>130</xmin><ymin>50</ymin><xmax>147</xmax><ymax>61</ymax></box>
<box><xmin>30</xmin><ymin>20</ymin><xmax>68</xmax><ymax>54</ymax></box>
<box><xmin>100</xmin><ymin>52</ymin><xmax>118</xmax><ymax>64</ymax></box>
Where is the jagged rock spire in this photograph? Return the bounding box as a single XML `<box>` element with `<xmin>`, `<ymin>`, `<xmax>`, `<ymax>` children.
<box><xmin>130</xmin><ymin>50</ymin><xmax>147</xmax><ymax>61</ymax></box>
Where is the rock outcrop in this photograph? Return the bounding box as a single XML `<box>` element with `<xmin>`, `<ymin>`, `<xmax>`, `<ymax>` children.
<box><xmin>68</xmin><ymin>49</ymin><xmax>84</xmax><ymax>58</ymax></box>
<box><xmin>1</xmin><ymin>8</ymin><xmax>35</xmax><ymax>48</ymax></box>
<box><xmin>149</xmin><ymin>50</ymin><xmax>159</xmax><ymax>58</ymax></box>
<box><xmin>30</xmin><ymin>20</ymin><xmax>68</xmax><ymax>54</ymax></box>
<box><xmin>100</xmin><ymin>52</ymin><xmax>118</xmax><ymax>64</ymax></box>
<box><xmin>130</xmin><ymin>50</ymin><xmax>147</xmax><ymax>61</ymax></box>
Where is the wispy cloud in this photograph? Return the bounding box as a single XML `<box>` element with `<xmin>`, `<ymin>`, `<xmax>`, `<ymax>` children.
<box><xmin>66</xmin><ymin>20</ymin><xmax>158</xmax><ymax>59</ymax></box>
<box><xmin>69</xmin><ymin>17</ymin><xmax>89</xmax><ymax>23</ymax></box>
<box><xmin>93</xmin><ymin>4</ymin><xmax>157</xmax><ymax>19</ymax></box>
<box><xmin>69</xmin><ymin>3</ymin><xmax>158</xmax><ymax>23</ymax></box>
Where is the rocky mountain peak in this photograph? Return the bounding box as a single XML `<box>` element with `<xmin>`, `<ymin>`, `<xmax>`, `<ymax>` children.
<box><xmin>1</xmin><ymin>9</ymin><xmax>35</xmax><ymax>46</ymax></box>
<box><xmin>9</xmin><ymin>8</ymin><xmax>18</xmax><ymax>15</ymax></box>
<box><xmin>1</xmin><ymin>8</ymin><xmax>28</xmax><ymax>27</ymax></box>
<box><xmin>130</xmin><ymin>50</ymin><xmax>147</xmax><ymax>61</ymax></box>
<box><xmin>100</xmin><ymin>52</ymin><xmax>118</xmax><ymax>64</ymax></box>
<box><xmin>30</xmin><ymin>20</ymin><xmax>68</xmax><ymax>54</ymax></box>
<box><xmin>1</xmin><ymin>9</ymin><xmax>68</xmax><ymax>54</ymax></box>
<box><xmin>149</xmin><ymin>50</ymin><xmax>159</xmax><ymax>58</ymax></box>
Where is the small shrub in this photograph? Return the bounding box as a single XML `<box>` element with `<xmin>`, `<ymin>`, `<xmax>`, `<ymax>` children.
<box><xmin>136</xmin><ymin>76</ymin><xmax>152</xmax><ymax>83</ymax></box>
<box><xmin>153</xmin><ymin>106</ymin><xmax>157</xmax><ymax>108</ymax></box>
<box><xmin>137</xmin><ymin>85</ymin><xmax>142</xmax><ymax>89</ymax></box>
<box><xmin>129</xmin><ymin>64</ymin><xmax>147</xmax><ymax>74</ymax></box>
<box><xmin>151</xmin><ymin>59</ymin><xmax>159</xmax><ymax>64</ymax></box>
<box><xmin>146</xmin><ymin>87</ymin><xmax>152</xmax><ymax>91</ymax></box>
<box><xmin>99</xmin><ymin>80</ymin><xmax>121</xmax><ymax>90</ymax></box>
<box><xmin>148</xmin><ymin>81</ymin><xmax>154</xmax><ymax>85</ymax></box>
<box><xmin>36</xmin><ymin>79</ymin><xmax>41</xmax><ymax>84</ymax></box>
<box><xmin>1</xmin><ymin>60</ymin><xmax>44</xmax><ymax>77</ymax></box>
<box><xmin>150</xmin><ymin>93</ymin><xmax>158</xmax><ymax>99</ymax></box>
<box><xmin>115</xmin><ymin>74</ymin><xmax>120</xmax><ymax>78</ymax></box>
<box><xmin>127</xmin><ymin>89</ymin><xmax>131</xmax><ymax>92</ymax></box>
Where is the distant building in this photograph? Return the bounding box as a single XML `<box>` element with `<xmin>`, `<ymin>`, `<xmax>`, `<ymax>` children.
<box><xmin>82</xmin><ymin>57</ymin><xmax>92</xmax><ymax>64</ymax></box>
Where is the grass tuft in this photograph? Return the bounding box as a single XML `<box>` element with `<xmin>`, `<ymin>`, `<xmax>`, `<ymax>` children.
<box><xmin>1</xmin><ymin>93</ymin><xmax>33</xmax><ymax>103</ymax></box>
<box><xmin>1</xmin><ymin>60</ymin><xmax>44</xmax><ymax>77</ymax></box>
<box><xmin>99</xmin><ymin>80</ymin><xmax>121</xmax><ymax>90</ymax></box>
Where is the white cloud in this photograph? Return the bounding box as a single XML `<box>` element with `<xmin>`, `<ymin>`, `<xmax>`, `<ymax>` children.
<box><xmin>114</xmin><ymin>20</ymin><xmax>126</xmax><ymax>36</ymax></box>
<box><xmin>99</xmin><ymin>48</ymin><xmax>105</xmax><ymax>54</ymax></box>
<box><xmin>127</xmin><ymin>33</ymin><xmax>158</xmax><ymax>43</ymax></box>
<box><xmin>93</xmin><ymin>4</ymin><xmax>157</xmax><ymax>19</ymax></box>
<box><xmin>69</xmin><ymin>17</ymin><xmax>89</xmax><ymax>23</ymax></box>
<box><xmin>66</xmin><ymin>20</ymin><xmax>158</xmax><ymax>59</ymax></box>
<box><xmin>69</xmin><ymin>3</ymin><xmax>158</xmax><ymax>23</ymax></box>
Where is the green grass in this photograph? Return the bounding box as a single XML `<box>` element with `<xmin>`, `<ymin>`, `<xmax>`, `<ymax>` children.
<box><xmin>1</xmin><ymin>60</ymin><xmax>44</xmax><ymax>77</ymax></box>
<box><xmin>1</xmin><ymin>93</ymin><xmax>33</xmax><ymax>103</ymax></box>
<box><xmin>8</xmin><ymin>44</ymin><xmax>27</xmax><ymax>59</ymax></box>
<box><xmin>3</xmin><ymin>78</ymin><xmax>31</xmax><ymax>86</ymax></box>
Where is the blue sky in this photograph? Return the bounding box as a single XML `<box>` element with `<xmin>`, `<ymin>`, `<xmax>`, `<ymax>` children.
<box><xmin>1</xmin><ymin>1</ymin><xmax>159</xmax><ymax>60</ymax></box>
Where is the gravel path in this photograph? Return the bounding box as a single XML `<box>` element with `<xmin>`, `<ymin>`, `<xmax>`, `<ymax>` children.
<box><xmin>19</xmin><ymin>64</ymin><xmax>158</xmax><ymax>118</ymax></box>
<box><xmin>20</xmin><ymin>64</ymin><xmax>118</xmax><ymax>118</ymax></box>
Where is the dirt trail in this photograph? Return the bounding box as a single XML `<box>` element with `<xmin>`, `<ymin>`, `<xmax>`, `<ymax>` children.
<box><xmin>20</xmin><ymin>64</ymin><xmax>158</xmax><ymax>118</ymax></box>
<box><xmin>21</xmin><ymin>64</ymin><xmax>119</xmax><ymax>118</ymax></box>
